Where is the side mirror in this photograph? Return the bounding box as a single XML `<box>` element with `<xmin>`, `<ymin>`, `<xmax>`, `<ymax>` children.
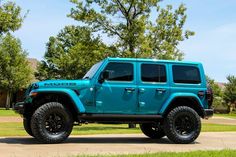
<box><xmin>99</xmin><ymin>70</ymin><xmax>110</xmax><ymax>83</ymax></box>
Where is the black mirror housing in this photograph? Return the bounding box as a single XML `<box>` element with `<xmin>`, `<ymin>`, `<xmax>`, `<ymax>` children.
<box><xmin>99</xmin><ymin>70</ymin><xmax>110</xmax><ymax>83</ymax></box>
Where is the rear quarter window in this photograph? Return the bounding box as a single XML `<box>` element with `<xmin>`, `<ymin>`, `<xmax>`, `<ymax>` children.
<box><xmin>172</xmin><ymin>65</ymin><xmax>201</xmax><ymax>84</ymax></box>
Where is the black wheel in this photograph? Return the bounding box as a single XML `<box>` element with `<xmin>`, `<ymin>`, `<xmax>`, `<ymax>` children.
<box><xmin>140</xmin><ymin>123</ymin><xmax>165</xmax><ymax>139</ymax></box>
<box><xmin>164</xmin><ymin>106</ymin><xmax>201</xmax><ymax>144</ymax></box>
<box><xmin>31</xmin><ymin>102</ymin><xmax>73</xmax><ymax>144</ymax></box>
<box><xmin>23</xmin><ymin>117</ymin><xmax>34</xmax><ymax>137</ymax></box>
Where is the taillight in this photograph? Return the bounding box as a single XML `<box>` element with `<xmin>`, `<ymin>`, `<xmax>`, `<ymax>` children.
<box><xmin>206</xmin><ymin>87</ymin><xmax>213</xmax><ymax>108</ymax></box>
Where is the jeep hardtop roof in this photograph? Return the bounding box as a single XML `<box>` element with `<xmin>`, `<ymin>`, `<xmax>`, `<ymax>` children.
<box><xmin>106</xmin><ymin>57</ymin><xmax>201</xmax><ymax>65</ymax></box>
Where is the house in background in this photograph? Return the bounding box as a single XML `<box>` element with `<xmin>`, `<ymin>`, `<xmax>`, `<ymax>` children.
<box><xmin>0</xmin><ymin>58</ymin><xmax>39</xmax><ymax>108</ymax></box>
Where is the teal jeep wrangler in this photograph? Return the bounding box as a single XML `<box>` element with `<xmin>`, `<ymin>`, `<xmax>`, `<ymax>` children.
<box><xmin>14</xmin><ymin>58</ymin><xmax>213</xmax><ymax>144</ymax></box>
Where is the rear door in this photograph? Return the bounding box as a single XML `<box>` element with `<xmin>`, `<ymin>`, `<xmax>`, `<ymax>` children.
<box><xmin>170</xmin><ymin>64</ymin><xmax>207</xmax><ymax>107</ymax></box>
<box><xmin>137</xmin><ymin>62</ymin><xmax>170</xmax><ymax>114</ymax></box>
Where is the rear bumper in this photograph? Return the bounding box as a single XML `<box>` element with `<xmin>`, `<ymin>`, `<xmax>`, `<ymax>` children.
<box><xmin>13</xmin><ymin>102</ymin><xmax>25</xmax><ymax>115</ymax></box>
<box><xmin>204</xmin><ymin>109</ymin><xmax>214</xmax><ymax>119</ymax></box>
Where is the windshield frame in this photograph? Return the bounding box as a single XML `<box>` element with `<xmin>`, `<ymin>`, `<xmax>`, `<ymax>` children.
<box><xmin>83</xmin><ymin>61</ymin><xmax>103</xmax><ymax>79</ymax></box>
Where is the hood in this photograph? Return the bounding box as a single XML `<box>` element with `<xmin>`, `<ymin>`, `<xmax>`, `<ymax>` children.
<box><xmin>33</xmin><ymin>79</ymin><xmax>90</xmax><ymax>90</ymax></box>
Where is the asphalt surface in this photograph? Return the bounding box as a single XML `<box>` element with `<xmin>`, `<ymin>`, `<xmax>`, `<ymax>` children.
<box><xmin>0</xmin><ymin>132</ymin><xmax>236</xmax><ymax>157</ymax></box>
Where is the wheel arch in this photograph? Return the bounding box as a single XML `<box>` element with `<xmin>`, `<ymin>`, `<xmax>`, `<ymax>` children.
<box><xmin>26</xmin><ymin>89</ymin><xmax>85</xmax><ymax>121</ymax></box>
<box><xmin>161</xmin><ymin>95</ymin><xmax>205</xmax><ymax>118</ymax></box>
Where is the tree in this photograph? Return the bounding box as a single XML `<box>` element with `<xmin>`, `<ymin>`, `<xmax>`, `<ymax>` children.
<box><xmin>224</xmin><ymin>75</ymin><xmax>236</xmax><ymax>113</ymax></box>
<box><xmin>0</xmin><ymin>1</ymin><xmax>27</xmax><ymax>109</ymax></box>
<box><xmin>69</xmin><ymin>0</ymin><xmax>194</xmax><ymax>59</ymax></box>
<box><xmin>0</xmin><ymin>34</ymin><xmax>32</xmax><ymax>109</ymax></box>
<box><xmin>206</xmin><ymin>76</ymin><xmax>224</xmax><ymax>109</ymax></box>
<box><xmin>0</xmin><ymin>1</ymin><xmax>25</xmax><ymax>35</ymax></box>
<box><xmin>36</xmin><ymin>25</ymin><xmax>117</xmax><ymax>80</ymax></box>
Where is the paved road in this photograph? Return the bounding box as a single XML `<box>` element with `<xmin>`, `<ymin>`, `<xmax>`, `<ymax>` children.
<box><xmin>0</xmin><ymin>132</ymin><xmax>236</xmax><ymax>157</ymax></box>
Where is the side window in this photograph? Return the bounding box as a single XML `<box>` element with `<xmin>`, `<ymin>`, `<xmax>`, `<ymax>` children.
<box><xmin>141</xmin><ymin>64</ymin><xmax>166</xmax><ymax>83</ymax></box>
<box><xmin>104</xmin><ymin>62</ymin><xmax>133</xmax><ymax>81</ymax></box>
<box><xmin>172</xmin><ymin>65</ymin><xmax>201</xmax><ymax>84</ymax></box>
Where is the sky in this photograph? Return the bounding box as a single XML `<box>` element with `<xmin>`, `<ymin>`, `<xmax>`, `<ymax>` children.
<box><xmin>12</xmin><ymin>0</ymin><xmax>236</xmax><ymax>82</ymax></box>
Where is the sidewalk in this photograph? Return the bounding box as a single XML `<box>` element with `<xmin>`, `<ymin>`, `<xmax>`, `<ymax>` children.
<box><xmin>0</xmin><ymin>116</ymin><xmax>22</xmax><ymax>123</ymax></box>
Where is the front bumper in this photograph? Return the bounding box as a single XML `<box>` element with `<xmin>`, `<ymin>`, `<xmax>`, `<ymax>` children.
<box><xmin>13</xmin><ymin>102</ymin><xmax>25</xmax><ymax>115</ymax></box>
<box><xmin>204</xmin><ymin>109</ymin><xmax>214</xmax><ymax>119</ymax></box>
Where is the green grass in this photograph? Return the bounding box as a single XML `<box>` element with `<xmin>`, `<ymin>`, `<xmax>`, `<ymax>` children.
<box><xmin>71</xmin><ymin>124</ymin><xmax>141</xmax><ymax>135</ymax></box>
<box><xmin>214</xmin><ymin>113</ymin><xmax>236</xmax><ymax>119</ymax></box>
<box><xmin>0</xmin><ymin>109</ymin><xmax>19</xmax><ymax>117</ymax></box>
<box><xmin>74</xmin><ymin>150</ymin><xmax>236</xmax><ymax>157</ymax></box>
<box><xmin>202</xmin><ymin>123</ymin><xmax>236</xmax><ymax>132</ymax></box>
<box><xmin>0</xmin><ymin>109</ymin><xmax>236</xmax><ymax>119</ymax></box>
<box><xmin>0</xmin><ymin>122</ymin><xmax>236</xmax><ymax>137</ymax></box>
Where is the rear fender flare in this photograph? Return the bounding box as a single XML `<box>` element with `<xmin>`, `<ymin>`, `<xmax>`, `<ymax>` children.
<box><xmin>160</xmin><ymin>93</ymin><xmax>204</xmax><ymax>114</ymax></box>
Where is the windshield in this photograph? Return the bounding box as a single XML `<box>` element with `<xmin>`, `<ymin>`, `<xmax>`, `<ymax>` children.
<box><xmin>83</xmin><ymin>61</ymin><xmax>103</xmax><ymax>79</ymax></box>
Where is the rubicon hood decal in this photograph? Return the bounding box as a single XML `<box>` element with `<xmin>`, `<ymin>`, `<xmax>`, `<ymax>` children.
<box><xmin>44</xmin><ymin>82</ymin><xmax>77</xmax><ymax>86</ymax></box>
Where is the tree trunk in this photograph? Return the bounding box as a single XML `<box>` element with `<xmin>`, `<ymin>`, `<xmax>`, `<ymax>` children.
<box><xmin>128</xmin><ymin>42</ymin><xmax>136</xmax><ymax>57</ymax></box>
<box><xmin>6</xmin><ymin>91</ymin><xmax>11</xmax><ymax>110</ymax></box>
<box><xmin>233</xmin><ymin>103</ymin><xmax>236</xmax><ymax>112</ymax></box>
<box><xmin>229</xmin><ymin>104</ymin><xmax>234</xmax><ymax>114</ymax></box>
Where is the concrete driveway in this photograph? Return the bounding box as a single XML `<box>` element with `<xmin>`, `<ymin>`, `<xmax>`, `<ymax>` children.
<box><xmin>0</xmin><ymin>132</ymin><xmax>236</xmax><ymax>157</ymax></box>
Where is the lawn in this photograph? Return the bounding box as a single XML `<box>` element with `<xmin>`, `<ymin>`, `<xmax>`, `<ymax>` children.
<box><xmin>0</xmin><ymin>109</ymin><xmax>19</xmax><ymax>117</ymax></box>
<box><xmin>0</xmin><ymin>109</ymin><xmax>236</xmax><ymax>136</ymax></box>
<box><xmin>73</xmin><ymin>150</ymin><xmax>236</xmax><ymax>157</ymax></box>
<box><xmin>0</xmin><ymin>122</ymin><xmax>236</xmax><ymax>137</ymax></box>
<box><xmin>0</xmin><ymin>109</ymin><xmax>236</xmax><ymax>119</ymax></box>
<box><xmin>215</xmin><ymin>113</ymin><xmax>236</xmax><ymax>119</ymax></box>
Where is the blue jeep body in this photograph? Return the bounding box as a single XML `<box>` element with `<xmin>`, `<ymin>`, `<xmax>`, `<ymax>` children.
<box><xmin>14</xmin><ymin>57</ymin><xmax>213</xmax><ymax>144</ymax></box>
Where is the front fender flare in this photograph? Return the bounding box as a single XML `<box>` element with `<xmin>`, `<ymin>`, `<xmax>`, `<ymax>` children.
<box><xmin>30</xmin><ymin>88</ymin><xmax>86</xmax><ymax>113</ymax></box>
<box><xmin>159</xmin><ymin>93</ymin><xmax>204</xmax><ymax>114</ymax></box>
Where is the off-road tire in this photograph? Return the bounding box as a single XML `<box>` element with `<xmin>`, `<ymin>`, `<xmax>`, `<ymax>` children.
<box><xmin>23</xmin><ymin>117</ymin><xmax>34</xmax><ymax>137</ymax></box>
<box><xmin>140</xmin><ymin>123</ymin><xmax>165</xmax><ymax>139</ymax></box>
<box><xmin>164</xmin><ymin>106</ymin><xmax>201</xmax><ymax>144</ymax></box>
<box><xmin>31</xmin><ymin>102</ymin><xmax>73</xmax><ymax>144</ymax></box>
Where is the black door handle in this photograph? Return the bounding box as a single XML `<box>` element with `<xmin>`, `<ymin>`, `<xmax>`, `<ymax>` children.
<box><xmin>156</xmin><ymin>88</ymin><xmax>166</xmax><ymax>93</ymax></box>
<box><xmin>125</xmin><ymin>88</ymin><xmax>135</xmax><ymax>92</ymax></box>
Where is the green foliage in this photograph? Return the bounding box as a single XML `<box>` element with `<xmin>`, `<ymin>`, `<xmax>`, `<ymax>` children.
<box><xmin>206</xmin><ymin>76</ymin><xmax>224</xmax><ymax>109</ymax></box>
<box><xmin>0</xmin><ymin>33</ymin><xmax>32</xmax><ymax>92</ymax></box>
<box><xmin>147</xmin><ymin>4</ymin><xmax>194</xmax><ymax>60</ymax></box>
<box><xmin>224</xmin><ymin>75</ymin><xmax>236</xmax><ymax>112</ymax></box>
<box><xmin>0</xmin><ymin>1</ymin><xmax>25</xmax><ymax>35</ymax></box>
<box><xmin>206</xmin><ymin>76</ymin><xmax>223</xmax><ymax>97</ymax></box>
<box><xmin>36</xmin><ymin>26</ymin><xmax>117</xmax><ymax>80</ymax></box>
<box><xmin>69</xmin><ymin>0</ymin><xmax>194</xmax><ymax>59</ymax></box>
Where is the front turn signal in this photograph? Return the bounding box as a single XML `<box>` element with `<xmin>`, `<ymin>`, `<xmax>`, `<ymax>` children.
<box><xmin>29</xmin><ymin>92</ymin><xmax>38</xmax><ymax>97</ymax></box>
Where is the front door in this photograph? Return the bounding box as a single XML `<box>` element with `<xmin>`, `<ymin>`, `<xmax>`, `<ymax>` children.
<box><xmin>137</xmin><ymin>63</ymin><xmax>170</xmax><ymax>114</ymax></box>
<box><xmin>95</xmin><ymin>61</ymin><xmax>137</xmax><ymax>114</ymax></box>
